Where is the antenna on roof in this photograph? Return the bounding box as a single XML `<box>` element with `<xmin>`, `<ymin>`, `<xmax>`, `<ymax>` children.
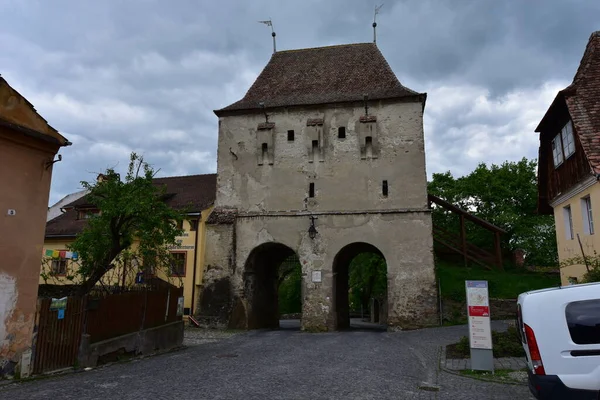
<box><xmin>373</xmin><ymin>4</ymin><xmax>384</xmax><ymax>44</ymax></box>
<box><xmin>259</xmin><ymin>18</ymin><xmax>276</xmax><ymax>53</ymax></box>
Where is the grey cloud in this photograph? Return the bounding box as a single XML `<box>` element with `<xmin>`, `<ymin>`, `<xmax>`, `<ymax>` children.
<box><xmin>1</xmin><ymin>0</ymin><xmax>598</xmax><ymax>204</ymax></box>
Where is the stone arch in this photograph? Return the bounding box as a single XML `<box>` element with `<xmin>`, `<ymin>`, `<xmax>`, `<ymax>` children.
<box><xmin>332</xmin><ymin>242</ymin><xmax>387</xmax><ymax>330</ymax></box>
<box><xmin>240</xmin><ymin>242</ymin><xmax>299</xmax><ymax>330</ymax></box>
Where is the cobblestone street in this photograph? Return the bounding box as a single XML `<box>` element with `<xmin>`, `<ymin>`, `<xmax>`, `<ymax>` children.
<box><xmin>0</xmin><ymin>323</ymin><xmax>533</xmax><ymax>399</ymax></box>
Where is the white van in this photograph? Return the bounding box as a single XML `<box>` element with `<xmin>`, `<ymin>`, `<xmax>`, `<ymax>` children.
<box><xmin>517</xmin><ymin>282</ymin><xmax>600</xmax><ymax>399</ymax></box>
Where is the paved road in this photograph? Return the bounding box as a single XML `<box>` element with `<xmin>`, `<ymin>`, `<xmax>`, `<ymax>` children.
<box><xmin>1</xmin><ymin>322</ymin><xmax>532</xmax><ymax>399</ymax></box>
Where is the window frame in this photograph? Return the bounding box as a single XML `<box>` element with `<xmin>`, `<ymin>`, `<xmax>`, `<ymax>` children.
<box><xmin>169</xmin><ymin>251</ymin><xmax>187</xmax><ymax>277</ymax></box>
<box><xmin>561</xmin><ymin>121</ymin><xmax>576</xmax><ymax>159</ymax></box>
<box><xmin>564</xmin><ymin>205</ymin><xmax>574</xmax><ymax>240</ymax></box>
<box><xmin>552</xmin><ymin>134</ymin><xmax>564</xmax><ymax>167</ymax></box>
<box><xmin>552</xmin><ymin>120</ymin><xmax>576</xmax><ymax>169</ymax></box>
<box><xmin>582</xmin><ymin>196</ymin><xmax>594</xmax><ymax>235</ymax></box>
<box><xmin>51</xmin><ymin>254</ymin><xmax>68</xmax><ymax>276</ymax></box>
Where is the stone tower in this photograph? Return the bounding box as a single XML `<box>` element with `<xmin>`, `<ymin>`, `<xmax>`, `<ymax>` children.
<box><xmin>198</xmin><ymin>43</ymin><xmax>438</xmax><ymax>331</ymax></box>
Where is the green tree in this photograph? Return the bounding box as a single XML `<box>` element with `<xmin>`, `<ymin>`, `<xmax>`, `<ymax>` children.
<box><xmin>70</xmin><ymin>153</ymin><xmax>184</xmax><ymax>295</ymax></box>
<box><xmin>348</xmin><ymin>253</ymin><xmax>386</xmax><ymax>312</ymax></box>
<box><xmin>428</xmin><ymin>158</ymin><xmax>558</xmax><ymax>267</ymax></box>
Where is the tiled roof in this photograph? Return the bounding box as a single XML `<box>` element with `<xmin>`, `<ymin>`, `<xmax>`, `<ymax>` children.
<box><xmin>216</xmin><ymin>43</ymin><xmax>422</xmax><ymax>114</ymax></box>
<box><xmin>45</xmin><ymin>174</ymin><xmax>217</xmax><ymax>237</ymax></box>
<box><xmin>565</xmin><ymin>31</ymin><xmax>600</xmax><ymax>174</ymax></box>
<box><xmin>537</xmin><ymin>31</ymin><xmax>600</xmax><ymax>173</ymax></box>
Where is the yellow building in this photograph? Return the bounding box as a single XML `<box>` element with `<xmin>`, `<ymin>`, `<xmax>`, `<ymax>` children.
<box><xmin>42</xmin><ymin>174</ymin><xmax>216</xmax><ymax>316</ymax></box>
<box><xmin>536</xmin><ymin>31</ymin><xmax>600</xmax><ymax>285</ymax></box>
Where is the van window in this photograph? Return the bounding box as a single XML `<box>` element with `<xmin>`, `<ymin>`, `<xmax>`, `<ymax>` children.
<box><xmin>566</xmin><ymin>299</ymin><xmax>600</xmax><ymax>344</ymax></box>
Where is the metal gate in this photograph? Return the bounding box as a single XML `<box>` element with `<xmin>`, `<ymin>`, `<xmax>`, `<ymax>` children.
<box><xmin>33</xmin><ymin>296</ymin><xmax>86</xmax><ymax>374</ymax></box>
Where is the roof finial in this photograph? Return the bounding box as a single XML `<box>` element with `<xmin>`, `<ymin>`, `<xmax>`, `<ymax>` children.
<box><xmin>373</xmin><ymin>4</ymin><xmax>384</xmax><ymax>44</ymax></box>
<box><xmin>259</xmin><ymin>19</ymin><xmax>276</xmax><ymax>53</ymax></box>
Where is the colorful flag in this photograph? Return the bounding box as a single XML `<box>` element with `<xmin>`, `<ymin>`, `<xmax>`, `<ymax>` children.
<box><xmin>65</xmin><ymin>251</ymin><xmax>73</xmax><ymax>259</ymax></box>
<box><xmin>45</xmin><ymin>249</ymin><xmax>53</xmax><ymax>257</ymax></box>
<box><xmin>59</xmin><ymin>250</ymin><xmax>66</xmax><ymax>259</ymax></box>
<box><xmin>72</xmin><ymin>252</ymin><xmax>79</xmax><ymax>260</ymax></box>
<box><xmin>52</xmin><ymin>250</ymin><xmax>59</xmax><ymax>258</ymax></box>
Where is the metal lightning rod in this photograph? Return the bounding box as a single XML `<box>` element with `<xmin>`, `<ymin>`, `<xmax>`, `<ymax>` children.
<box><xmin>373</xmin><ymin>4</ymin><xmax>384</xmax><ymax>44</ymax></box>
<box><xmin>258</xmin><ymin>18</ymin><xmax>276</xmax><ymax>53</ymax></box>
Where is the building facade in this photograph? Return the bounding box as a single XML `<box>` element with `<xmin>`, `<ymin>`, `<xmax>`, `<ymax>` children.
<box><xmin>43</xmin><ymin>174</ymin><xmax>216</xmax><ymax>316</ymax></box>
<box><xmin>537</xmin><ymin>31</ymin><xmax>600</xmax><ymax>285</ymax></box>
<box><xmin>0</xmin><ymin>77</ymin><xmax>70</xmax><ymax>376</ymax></box>
<box><xmin>198</xmin><ymin>43</ymin><xmax>438</xmax><ymax>331</ymax></box>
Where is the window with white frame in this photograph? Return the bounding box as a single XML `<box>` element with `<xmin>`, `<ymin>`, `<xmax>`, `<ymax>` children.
<box><xmin>582</xmin><ymin>196</ymin><xmax>594</xmax><ymax>235</ymax></box>
<box><xmin>552</xmin><ymin>135</ymin><xmax>564</xmax><ymax>167</ymax></box>
<box><xmin>552</xmin><ymin>120</ymin><xmax>576</xmax><ymax>168</ymax></box>
<box><xmin>564</xmin><ymin>205</ymin><xmax>574</xmax><ymax>240</ymax></box>
<box><xmin>561</xmin><ymin>121</ymin><xmax>576</xmax><ymax>158</ymax></box>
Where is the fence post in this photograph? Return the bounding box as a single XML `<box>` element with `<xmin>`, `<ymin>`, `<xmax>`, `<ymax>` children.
<box><xmin>164</xmin><ymin>289</ymin><xmax>171</xmax><ymax>322</ymax></box>
<box><xmin>494</xmin><ymin>231</ymin><xmax>503</xmax><ymax>270</ymax></box>
<box><xmin>460</xmin><ymin>214</ymin><xmax>467</xmax><ymax>267</ymax></box>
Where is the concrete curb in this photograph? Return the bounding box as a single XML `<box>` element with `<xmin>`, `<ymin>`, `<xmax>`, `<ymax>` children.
<box><xmin>438</xmin><ymin>346</ymin><xmax>527</xmax><ymax>387</ymax></box>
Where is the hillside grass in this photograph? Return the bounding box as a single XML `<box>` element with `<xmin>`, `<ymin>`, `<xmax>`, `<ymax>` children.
<box><xmin>437</xmin><ymin>259</ymin><xmax>560</xmax><ymax>302</ymax></box>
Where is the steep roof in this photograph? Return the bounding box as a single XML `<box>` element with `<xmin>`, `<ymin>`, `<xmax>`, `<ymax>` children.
<box><xmin>216</xmin><ymin>43</ymin><xmax>422</xmax><ymax>115</ymax></box>
<box><xmin>0</xmin><ymin>76</ymin><xmax>70</xmax><ymax>147</ymax></box>
<box><xmin>536</xmin><ymin>31</ymin><xmax>600</xmax><ymax>173</ymax></box>
<box><xmin>45</xmin><ymin>173</ymin><xmax>217</xmax><ymax>237</ymax></box>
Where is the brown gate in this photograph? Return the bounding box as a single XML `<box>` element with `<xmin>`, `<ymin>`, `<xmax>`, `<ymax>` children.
<box><xmin>33</xmin><ymin>296</ymin><xmax>86</xmax><ymax>374</ymax></box>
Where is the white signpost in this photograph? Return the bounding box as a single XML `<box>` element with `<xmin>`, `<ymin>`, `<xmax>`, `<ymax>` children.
<box><xmin>465</xmin><ymin>280</ymin><xmax>494</xmax><ymax>371</ymax></box>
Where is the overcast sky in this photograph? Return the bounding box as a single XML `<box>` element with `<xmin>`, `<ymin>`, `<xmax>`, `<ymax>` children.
<box><xmin>1</xmin><ymin>0</ymin><xmax>599</xmax><ymax>205</ymax></box>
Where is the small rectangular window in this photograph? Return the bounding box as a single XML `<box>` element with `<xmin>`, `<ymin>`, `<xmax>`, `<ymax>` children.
<box><xmin>564</xmin><ymin>205</ymin><xmax>574</xmax><ymax>240</ymax></box>
<box><xmin>261</xmin><ymin>143</ymin><xmax>268</xmax><ymax>164</ymax></box>
<box><xmin>288</xmin><ymin>130</ymin><xmax>295</xmax><ymax>141</ymax></box>
<box><xmin>169</xmin><ymin>252</ymin><xmax>186</xmax><ymax>277</ymax></box>
<box><xmin>552</xmin><ymin>135</ymin><xmax>564</xmax><ymax>168</ymax></box>
<box><xmin>311</xmin><ymin>140</ymin><xmax>319</xmax><ymax>163</ymax></box>
<box><xmin>51</xmin><ymin>257</ymin><xmax>67</xmax><ymax>276</ymax></box>
<box><xmin>365</xmin><ymin>136</ymin><xmax>373</xmax><ymax>158</ymax></box>
<box><xmin>582</xmin><ymin>196</ymin><xmax>594</xmax><ymax>235</ymax></box>
<box><xmin>189</xmin><ymin>219</ymin><xmax>198</xmax><ymax>232</ymax></box>
<box><xmin>338</xmin><ymin>127</ymin><xmax>346</xmax><ymax>139</ymax></box>
<box><xmin>561</xmin><ymin>121</ymin><xmax>576</xmax><ymax>159</ymax></box>
<box><xmin>309</xmin><ymin>183</ymin><xmax>315</xmax><ymax>198</ymax></box>
<box><xmin>382</xmin><ymin>180</ymin><xmax>388</xmax><ymax>197</ymax></box>
<box><xmin>566</xmin><ymin>299</ymin><xmax>600</xmax><ymax>344</ymax></box>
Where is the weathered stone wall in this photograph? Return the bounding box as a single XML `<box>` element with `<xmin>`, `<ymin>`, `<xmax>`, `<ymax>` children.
<box><xmin>214</xmin><ymin>100</ymin><xmax>428</xmax><ymax>212</ymax></box>
<box><xmin>199</xmin><ymin>98</ymin><xmax>438</xmax><ymax>331</ymax></box>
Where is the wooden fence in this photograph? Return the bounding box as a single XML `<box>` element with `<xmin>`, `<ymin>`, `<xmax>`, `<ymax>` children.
<box><xmin>86</xmin><ymin>287</ymin><xmax>183</xmax><ymax>343</ymax></box>
<box><xmin>33</xmin><ymin>297</ymin><xmax>86</xmax><ymax>375</ymax></box>
<box><xmin>33</xmin><ymin>287</ymin><xmax>183</xmax><ymax>374</ymax></box>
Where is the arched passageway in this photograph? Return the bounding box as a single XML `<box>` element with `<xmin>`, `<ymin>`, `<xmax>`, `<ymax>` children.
<box><xmin>242</xmin><ymin>242</ymin><xmax>301</xmax><ymax>330</ymax></box>
<box><xmin>333</xmin><ymin>242</ymin><xmax>387</xmax><ymax>330</ymax></box>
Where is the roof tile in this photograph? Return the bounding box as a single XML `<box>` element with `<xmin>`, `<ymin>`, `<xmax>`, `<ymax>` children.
<box><xmin>216</xmin><ymin>43</ymin><xmax>421</xmax><ymax>114</ymax></box>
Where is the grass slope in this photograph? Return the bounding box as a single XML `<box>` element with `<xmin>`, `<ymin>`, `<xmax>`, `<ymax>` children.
<box><xmin>437</xmin><ymin>260</ymin><xmax>560</xmax><ymax>302</ymax></box>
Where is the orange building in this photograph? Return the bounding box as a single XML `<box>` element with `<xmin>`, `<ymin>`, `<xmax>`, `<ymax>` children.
<box><xmin>0</xmin><ymin>77</ymin><xmax>70</xmax><ymax>377</ymax></box>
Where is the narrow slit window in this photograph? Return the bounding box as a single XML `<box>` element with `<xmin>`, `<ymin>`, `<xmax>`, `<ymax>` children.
<box><xmin>288</xmin><ymin>130</ymin><xmax>295</xmax><ymax>141</ymax></box>
<box><xmin>365</xmin><ymin>136</ymin><xmax>373</xmax><ymax>158</ymax></box>
<box><xmin>338</xmin><ymin>127</ymin><xmax>346</xmax><ymax>139</ymax></box>
<box><xmin>309</xmin><ymin>183</ymin><xmax>315</xmax><ymax>198</ymax></box>
<box><xmin>382</xmin><ymin>180</ymin><xmax>388</xmax><ymax>197</ymax></box>
<box><xmin>312</xmin><ymin>140</ymin><xmax>319</xmax><ymax>162</ymax></box>
<box><xmin>261</xmin><ymin>143</ymin><xmax>268</xmax><ymax>164</ymax></box>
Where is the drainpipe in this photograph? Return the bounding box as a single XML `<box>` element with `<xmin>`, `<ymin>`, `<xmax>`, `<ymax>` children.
<box><xmin>190</xmin><ymin>214</ymin><xmax>201</xmax><ymax>316</ymax></box>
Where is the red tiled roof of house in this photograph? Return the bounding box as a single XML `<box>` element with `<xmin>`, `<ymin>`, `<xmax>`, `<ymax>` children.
<box><xmin>564</xmin><ymin>31</ymin><xmax>600</xmax><ymax>174</ymax></box>
<box><xmin>537</xmin><ymin>31</ymin><xmax>600</xmax><ymax>174</ymax></box>
<box><xmin>45</xmin><ymin>173</ymin><xmax>217</xmax><ymax>237</ymax></box>
<box><xmin>216</xmin><ymin>43</ymin><xmax>422</xmax><ymax>115</ymax></box>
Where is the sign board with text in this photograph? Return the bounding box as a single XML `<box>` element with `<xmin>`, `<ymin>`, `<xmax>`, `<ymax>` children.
<box><xmin>465</xmin><ymin>280</ymin><xmax>494</xmax><ymax>371</ymax></box>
